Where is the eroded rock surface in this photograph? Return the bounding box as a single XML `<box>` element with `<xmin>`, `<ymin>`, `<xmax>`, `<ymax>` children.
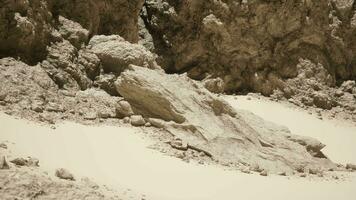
<box><xmin>116</xmin><ymin>66</ymin><xmax>336</xmax><ymax>174</ymax></box>
<box><xmin>143</xmin><ymin>0</ymin><xmax>356</xmax><ymax>95</ymax></box>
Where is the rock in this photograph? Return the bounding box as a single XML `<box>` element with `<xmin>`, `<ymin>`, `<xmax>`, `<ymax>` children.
<box><xmin>340</xmin><ymin>81</ymin><xmax>356</xmax><ymax>93</ymax></box>
<box><xmin>27</xmin><ymin>157</ymin><xmax>40</xmax><ymax>167</ymax></box>
<box><xmin>94</xmin><ymin>74</ymin><xmax>118</xmax><ymax>96</ymax></box>
<box><xmin>0</xmin><ymin>156</ymin><xmax>10</xmax><ymax>170</ymax></box>
<box><xmin>260</xmin><ymin>170</ymin><xmax>268</xmax><ymax>176</ymax></box>
<box><xmin>169</xmin><ymin>139</ymin><xmax>188</xmax><ymax>151</ymax></box>
<box><xmin>130</xmin><ymin>115</ymin><xmax>146</xmax><ymax>126</ymax></box>
<box><xmin>123</xmin><ymin>117</ymin><xmax>131</xmax><ymax>124</ymax></box>
<box><xmin>58</xmin><ymin>16</ymin><xmax>89</xmax><ymax>49</ymax></box>
<box><xmin>0</xmin><ymin>0</ymin><xmax>53</xmax><ymax>64</ymax></box>
<box><xmin>88</xmin><ymin>35</ymin><xmax>159</xmax><ymax>74</ymax></box>
<box><xmin>203</xmin><ymin>77</ymin><xmax>225</xmax><ymax>93</ymax></box>
<box><xmin>143</xmin><ymin>1</ymin><xmax>356</xmax><ymax>93</ymax></box>
<box><xmin>43</xmin><ymin>40</ymin><xmax>92</xmax><ymax>90</ymax></box>
<box><xmin>116</xmin><ymin>101</ymin><xmax>134</xmax><ymax>118</ymax></box>
<box><xmin>147</xmin><ymin>118</ymin><xmax>166</xmax><ymax>128</ymax></box>
<box><xmin>286</xmin><ymin>135</ymin><xmax>327</xmax><ymax>158</ymax></box>
<box><xmin>55</xmin><ymin>168</ymin><xmax>75</xmax><ymax>181</ymax></box>
<box><xmin>52</xmin><ymin>0</ymin><xmax>145</xmax><ymax>43</ymax></box>
<box><xmin>312</xmin><ymin>92</ymin><xmax>333</xmax><ymax>110</ymax></box>
<box><xmin>278</xmin><ymin>172</ymin><xmax>287</xmax><ymax>176</ymax></box>
<box><xmin>10</xmin><ymin>158</ymin><xmax>28</xmax><ymax>166</ymax></box>
<box><xmin>84</xmin><ymin>112</ymin><xmax>97</xmax><ymax>120</ymax></box>
<box><xmin>241</xmin><ymin>168</ymin><xmax>251</xmax><ymax>174</ymax></box>
<box><xmin>346</xmin><ymin>163</ymin><xmax>356</xmax><ymax>171</ymax></box>
<box><xmin>0</xmin><ymin>143</ymin><xmax>7</xmax><ymax>149</ymax></box>
<box><xmin>77</xmin><ymin>49</ymin><xmax>101</xmax><ymax>81</ymax></box>
<box><xmin>115</xmin><ymin>66</ymin><xmax>336</xmax><ymax>174</ymax></box>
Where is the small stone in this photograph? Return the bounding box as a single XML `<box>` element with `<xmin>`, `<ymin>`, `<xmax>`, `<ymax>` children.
<box><xmin>346</xmin><ymin>163</ymin><xmax>356</xmax><ymax>171</ymax></box>
<box><xmin>250</xmin><ymin>164</ymin><xmax>263</xmax><ymax>173</ymax></box>
<box><xmin>278</xmin><ymin>172</ymin><xmax>287</xmax><ymax>176</ymax></box>
<box><xmin>0</xmin><ymin>156</ymin><xmax>10</xmax><ymax>169</ymax></box>
<box><xmin>130</xmin><ymin>115</ymin><xmax>145</xmax><ymax>126</ymax></box>
<box><xmin>144</xmin><ymin>122</ymin><xmax>151</xmax><ymax>127</ymax></box>
<box><xmin>147</xmin><ymin>118</ymin><xmax>166</xmax><ymax>128</ymax></box>
<box><xmin>123</xmin><ymin>117</ymin><xmax>130</xmax><ymax>124</ymax></box>
<box><xmin>169</xmin><ymin>139</ymin><xmax>188</xmax><ymax>151</ymax></box>
<box><xmin>241</xmin><ymin>168</ymin><xmax>251</xmax><ymax>174</ymax></box>
<box><xmin>27</xmin><ymin>157</ymin><xmax>40</xmax><ymax>167</ymax></box>
<box><xmin>10</xmin><ymin>157</ymin><xmax>28</xmax><ymax>166</ymax></box>
<box><xmin>55</xmin><ymin>168</ymin><xmax>75</xmax><ymax>181</ymax></box>
<box><xmin>31</xmin><ymin>103</ymin><xmax>44</xmax><ymax>113</ymax></box>
<box><xmin>247</xmin><ymin>97</ymin><xmax>252</xmax><ymax>100</ymax></box>
<box><xmin>0</xmin><ymin>143</ymin><xmax>7</xmax><ymax>149</ymax></box>
<box><xmin>260</xmin><ymin>170</ymin><xmax>268</xmax><ymax>176</ymax></box>
<box><xmin>116</xmin><ymin>101</ymin><xmax>134</xmax><ymax>118</ymax></box>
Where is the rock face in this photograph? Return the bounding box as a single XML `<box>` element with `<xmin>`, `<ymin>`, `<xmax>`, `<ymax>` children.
<box><xmin>143</xmin><ymin>0</ymin><xmax>356</xmax><ymax>94</ymax></box>
<box><xmin>116</xmin><ymin>66</ymin><xmax>335</xmax><ymax>173</ymax></box>
<box><xmin>0</xmin><ymin>0</ymin><xmax>145</xmax><ymax>64</ymax></box>
<box><xmin>52</xmin><ymin>0</ymin><xmax>145</xmax><ymax>42</ymax></box>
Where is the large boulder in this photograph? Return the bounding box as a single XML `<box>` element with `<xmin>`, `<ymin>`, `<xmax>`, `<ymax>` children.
<box><xmin>115</xmin><ymin>66</ymin><xmax>335</xmax><ymax>174</ymax></box>
<box><xmin>88</xmin><ymin>35</ymin><xmax>159</xmax><ymax>74</ymax></box>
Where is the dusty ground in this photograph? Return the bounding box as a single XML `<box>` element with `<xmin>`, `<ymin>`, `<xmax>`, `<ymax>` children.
<box><xmin>1</xmin><ymin>95</ymin><xmax>355</xmax><ymax>200</ymax></box>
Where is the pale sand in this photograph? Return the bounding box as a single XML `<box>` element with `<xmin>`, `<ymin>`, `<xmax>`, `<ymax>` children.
<box><xmin>1</xmin><ymin>95</ymin><xmax>356</xmax><ymax>200</ymax></box>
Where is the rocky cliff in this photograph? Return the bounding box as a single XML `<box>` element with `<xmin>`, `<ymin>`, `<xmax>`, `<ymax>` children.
<box><xmin>143</xmin><ymin>0</ymin><xmax>355</xmax><ymax>92</ymax></box>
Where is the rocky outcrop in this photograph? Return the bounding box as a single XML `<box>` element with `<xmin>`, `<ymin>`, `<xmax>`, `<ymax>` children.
<box><xmin>143</xmin><ymin>0</ymin><xmax>356</xmax><ymax>94</ymax></box>
<box><xmin>0</xmin><ymin>0</ymin><xmax>54</xmax><ymax>64</ymax></box>
<box><xmin>52</xmin><ymin>0</ymin><xmax>145</xmax><ymax>42</ymax></box>
<box><xmin>0</xmin><ymin>0</ymin><xmax>145</xmax><ymax>65</ymax></box>
<box><xmin>115</xmin><ymin>66</ymin><xmax>335</xmax><ymax>174</ymax></box>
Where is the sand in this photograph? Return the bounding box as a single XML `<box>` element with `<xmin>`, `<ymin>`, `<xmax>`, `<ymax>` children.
<box><xmin>1</xmin><ymin>95</ymin><xmax>356</xmax><ymax>200</ymax></box>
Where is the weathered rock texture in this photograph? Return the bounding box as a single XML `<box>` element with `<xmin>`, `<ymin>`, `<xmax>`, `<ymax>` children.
<box><xmin>0</xmin><ymin>0</ymin><xmax>144</xmax><ymax>64</ymax></box>
<box><xmin>116</xmin><ymin>66</ymin><xmax>336</xmax><ymax>174</ymax></box>
<box><xmin>143</xmin><ymin>0</ymin><xmax>356</xmax><ymax>94</ymax></box>
<box><xmin>0</xmin><ymin>58</ymin><xmax>120</xmax><ymax>124</ymax></box>
<box><xmin>88</xmin><ymin>35</ymin><xmax>158</xmax><ymax>74</ymax></box>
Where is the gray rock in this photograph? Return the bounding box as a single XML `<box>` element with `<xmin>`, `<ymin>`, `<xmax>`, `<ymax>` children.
<box><xmin>147</xmin><ymin>118</ymin><xmax>166</xmax><ymax>128</ymax></box>
<box><xmin>88</xmin><ymin>35</ymin><xmax>159</xmax><ymax>74</ymax></box>
<box><xmin>346</xmin><ymin>163</ymin><xmax>356</xmax><ymax>171</ymax></box>
<box><xmin>10</xmin><ymin>158</ymin><xmax>28</xmax><ymax>166</ymax></box>
<box><xmin>115</xmin><ymin>66</ymin><xmax>336</xmax><ymax>174</ymax></box>
<box><xmin>116</xmin><ymin>101</ymin><xmax>134</xmax><ymax>118</ymax></box>
<box><xmin>130</xmin><ymin>115</ymin><xmax>145</xmax><ymax>126</ymax></box>
<box><xmin>55</xmin><ymin>168</ymin><xmax>75</xmax><ymax>181</ymax></box>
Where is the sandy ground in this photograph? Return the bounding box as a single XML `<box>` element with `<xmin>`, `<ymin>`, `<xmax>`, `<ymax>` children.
<box><xmin>1</xmin><ymin>95</ymin><xmax>356</xmax><ymax>200</ymax></box>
